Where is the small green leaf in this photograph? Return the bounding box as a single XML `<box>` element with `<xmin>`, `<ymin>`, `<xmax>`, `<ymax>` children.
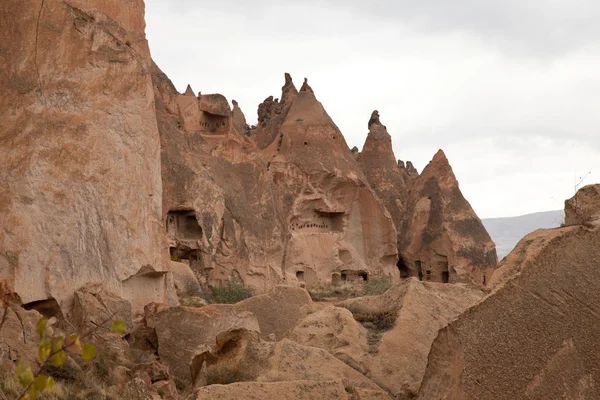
<box><xmin>81</xmin><ymin>343</ymin><xmax>96</xmax><ymax>361</ymax></box>
<box><xmin>50</xmin><ymin>349</ymin><xmax>66</xmax><ymax>367</ymax></box>
<box><xmin>17</xmin><ymin>365</ymin><xmax>34</xmax><ymax>387</ymax></box>
<box><xmin>110</xmin><ymin>320</ymin><xmax>126</xmax><ymax>334</ymax></box>
<box><xmin>33</xmin><ymin>374</ymin><xmax>47</xmax><ymax>391</ymax></box>
<box><xmin>36</xmin><ymin>318</ymin><xmax>48</xmax><ymax>339</ymax></box>
<box><xmin>65</xmin><ymin>334</ymin><xmax>81</xmax><ymax>351</ymax></box>
<box><xmin>46</xmin><ymin>376</ymin><xmax>54</xmax><ymax>389</ymax></box>
<box><xmin>29</xmin><ymin>385</ymin><xmax>38</xmax><ymax>400</ymax></box>
<box><xmin>51</xmin><ymin>336</ymin><xmax>64</xmax><ymax>353</ymax></box>
<box><xmin>38</xmin><ymin>339</ymin><xmax>51</xmax><ymax>363</ymax></box>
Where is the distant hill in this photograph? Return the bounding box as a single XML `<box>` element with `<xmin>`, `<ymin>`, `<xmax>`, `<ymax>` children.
<box><xmin>482</xmin><ymin>210</ymin><xmax>564</xmax><ymax>260</ymax></box>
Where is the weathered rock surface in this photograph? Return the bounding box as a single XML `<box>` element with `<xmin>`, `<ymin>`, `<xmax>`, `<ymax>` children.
<box><xmin>564</xmin><ymin>184</ymin><xmax>600</xmax><ymax>227</ymax></box>
<box><xmin>398</xmin><ymin>150</ymin><xmax>497</xmax><ymax>285</ymax></box>
<box><xmin>0</xmin><ymin>0</ymin><xmax>167</xmax><ymax>313</ymax></box>
<box><xmin>70</xmin><ymin>284</ymin><xmax>133</xmax><ymax>333</ymax></box>
<box><xmin>235</xmin><ymin>286</ymin><xmax>312</xmax><ymax>340</ymax></box>
<box><xmin>358</xmin><ymin>114</ymin><xmax>496</xmax><ymax>286</ymax></box>
<box><xmin>152</xmin><ymin>63</ymin><xmax>285</xmax><ymax>292</ymax></box>
<box><xmin>193</xmin><ymin>380</ymin><xmax>351</xmax><ymax>400</ymax></box>
<box><xmin>0</xmin><ymin>300</ymin><xmax>43</xmax><ymax>370</ymax></box>
<box><xmin>292</xmin><ymin>305</ymin><xmax>370</xmax><ymax>372</ymax></box>
<box><xmin>336</xmin><ymin>279</ymin><xmax>484</xmax><ymax>397</ymax></box>
<box><xmin>150</xmin><ymin>305</ymin><xmax>260</xmax><ymax>386</ymax></box>
<box><xmin>255</xmin><ymin>76</ymin><xmax>399</xmax><ymax>288</ymax></box>
<box><xmin>417</xmin><ymin>190</ymin><xmax>600</xmax><ymax>399</ymax></box>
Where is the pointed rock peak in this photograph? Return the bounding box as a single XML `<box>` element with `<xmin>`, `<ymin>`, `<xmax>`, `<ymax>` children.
<box><xmin>232</xmin><ymin>99</ymin><xmax>239</xmax><ymax>107</ymax></box>
<box><xmin>284</xmin><ymin>72</ymin><xmax>293</xmax><ymax>85</ymax></box>
<box><xmin>431</xmin><ymin>149</ymin><xmax>449</xmax><ymax>165</ymax></box>
<box><xmin>406</xmin><ymin>161</ymin><xmax>419</xmax><ymax>177</ymax></box>
<box><xmin>184</xmin><ymin>84</ymin><xmax>195</xmax><ymax>96</ymax></box>
<box><xmin>300</xmin><ymin>78</ymin><xmax>314</xmax><ymax>93</ymax></box>
<box><xmin>398</xmin><ymin>160</ymin><xmax>406</xmax><ymax>169</ymax></box>
<box><xmin>368</xmin><ymin>110</ymin><xmax>382</xmax><ymax>129</ymax></box>
<box><xmin>281</xmin><ymin>73</ymin><xmax>299</xmax><ymax>106</ymax></box>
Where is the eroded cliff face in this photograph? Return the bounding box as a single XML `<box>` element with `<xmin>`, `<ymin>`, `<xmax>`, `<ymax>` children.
<box><xmin>151</xmin><ymin>64</ymin><xmax>285</xmax><ymax>292</ymax></box>
<box><xmin>0</xmin><ymin>0</ymin><xmax>167</xmax><ymax>312</ymax></box>
<box><xmin>253</xmin><ymin>77</ymin><xmax>399</xmax><ymax>288</ymax></box>
<box><xmin>417</xmin><ymin>187</ymin><xmax>600</xmax><ymax>399</ymax></box>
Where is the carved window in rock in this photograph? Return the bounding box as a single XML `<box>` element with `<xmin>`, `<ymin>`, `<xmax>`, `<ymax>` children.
<box><xmin>397</xmin><ymin>256</ymin><xmax>410</xmax><ymax>279</ymax></box>
<box><xmin>296</xmin><ymin>271</ymin><xmax>305</xmax><ymax>281</ymax></box>
<box><xmin>167</xmin><ymin>210</ymin><xmax>203</xmax><ymax>241</ymax></box>
<box><xmin>289</xmin><ymin>211</ymin><xmax>345</xmax><ymax>234</ymax></box>
<box><xmin>340</xmin><ymin>270</ymin><xmax>369</xmax><ymax>283</ymax></box>
<box><xmin>415</xmin><ymin>260</ymin><xmax>423</xmax><ymax>281</ymax></box>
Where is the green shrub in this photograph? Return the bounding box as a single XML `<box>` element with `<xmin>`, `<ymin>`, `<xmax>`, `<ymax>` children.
<box><xmin>209</xmin><ymin>280</ymin><xmax>254</xmax><ymax>304</ymax></box>
<box><xmin>364</xmin><ymin>277</ymin><xmax>392</xmax><ymax>296</ymax></box>
<box><xmin>307</xmin><ymin>285</ymin><xmax>360</xmax><ymax>302</ymax></box>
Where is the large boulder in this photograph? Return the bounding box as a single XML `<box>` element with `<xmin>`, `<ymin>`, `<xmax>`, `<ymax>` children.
<box><xmin>150</xmin><ymin>305</ymin><xmax>260</xmax><ymax>386</ymax></box>
<box><xmin>417</xmin><ymin>189</ymin><xmax>600</xmax><ymax>399</ymax></box>
<box><xmin>337</xmin><ymin>279</ymin><xmax>484</xmax><ymax>397</ymax></box>
<box><xmin>292</xmin><ymin>305</ymin><xmax>370</xmax><ymax>372</ymax></box>
<box><xmin>235</xmin><ymin>285</ymin><xmax>312</xmax><ymax>340</ymax></box>
<box><xmin>0</xmin><ymin>0</ymin><xmax>167</xmax><ymax>313</ymax></box>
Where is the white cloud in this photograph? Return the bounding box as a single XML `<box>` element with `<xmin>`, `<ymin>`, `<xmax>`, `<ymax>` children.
<box><xmin>145</xmin><ymin>1</ymin><xmax>600</xmax><ymax>218</ymax></box>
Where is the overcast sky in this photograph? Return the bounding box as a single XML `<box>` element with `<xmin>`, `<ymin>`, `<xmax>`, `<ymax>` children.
<box><xmin>145</xmin><ymin>0</ymin><xmax>600</xmax><ymax>218</ymax></box>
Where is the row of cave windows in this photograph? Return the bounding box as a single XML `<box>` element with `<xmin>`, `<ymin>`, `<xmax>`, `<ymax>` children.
<box><xmin>296</xmin><ymin>270</ymin><xmax>368</xmax><ymax>282</ymax></box>
<box><xmin>200</xmin><ymin>121</ymin><xmax>227</xmax><ymax>128</ymax></box>
<box><xmin>397</xmin><ymin>258</ymin><xmax>450</xmax><ymax>283</ymax></box>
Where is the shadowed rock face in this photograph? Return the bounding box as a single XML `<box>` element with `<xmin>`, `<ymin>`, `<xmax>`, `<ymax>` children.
<box><xmin>565</xmin><ymin>184</ymin><xmax>600</xmax><ymax>227</ymax></box>
<box><xmin>0</xmin><ymin>0</ymin><xmax>167</xmax><ymax>311</ymax></box>
<box><xmin>417</xmin><ymin>188</ymin><xmax>600</xmax><ymax>400</ymax></box>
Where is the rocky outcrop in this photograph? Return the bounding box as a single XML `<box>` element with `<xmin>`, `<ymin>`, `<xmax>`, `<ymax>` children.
<box><xmin>337</xmin><ymin>279</ymin><xmax>484</xmax><ymax>397</ymax></box>
<box><xmin>256</xmin><ymin>76</ymin><xmax>399</xmax><ymax>288</ymax></box>
<box><xmin>564</xmin><ymin>184</ymin><xmax>600</xmax><ymax>227</ymax></box>
<box><xmin>417</xmin><ymin>188</ymin><xmax>600</xmax><ymax>399</ymax></box>
<box><xmin>0</xmin><ymin>0</ymin><xmax>168</xmax><ymax>314</ymax></box>
<box><xmin>358</xmin><ymin>112</ymin><xmax>496</xmax><ymax>286</ymax></box>
<box><xmin>398</xmin><ymin>150</ymin><xmax>497</xmax><ymax>285</ymax></box>
<box><xmin>152</xmin><ymin>63</ymin><xmax>285</xmax><ymax>292</ymax></box>
<box><xmin>150</xmin><ymin>305</ymin><xmax>260</xmax><ymax>386</ymax></box>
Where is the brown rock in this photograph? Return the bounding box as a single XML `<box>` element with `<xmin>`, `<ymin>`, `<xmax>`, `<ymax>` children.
<box><xmin>132</xmin><ymin>361</ymin><xmax>170</xmax><ymax>383</ymax></box>
<box><xmin>70</xmin><ymin>284</ymin><xmax>133</xmax><ymax>333</ymax></box>
<box><xmin>417</xmin><ymin>202</ymin><xmax>600</xmax><ymax>399</ymax></box>
<box><xmin>0</xmin><ymin>0</ymin><xmax>168</xmax><ymax>313</ymax></box>
<box><xmin>292</xmin><ymin>305</ymin><xmax>369</xmax><ymax>372</ymax></box>
<box><xmin>398</xmin><ymin>150</ymin><xmax>497</xmax><ymax>285</ymax></box>
<box><xmin>231</xmin><ymin>99</ymin><xmax>249</xmax><ymax>136</ymax></box>
<box><xmin>0</xmin><ymin>302</ymin><xmax>43</xmax><ymax>367</ymax></box>
<box><xmin>261</xmin><ymin>76</ymin><xmax>399</xmax><ymax>288</ymax></box>
<box><xmin>153</xmin><ymin>379</ymin><xmax>178</xmax><ymax>400</ymax></box>
<box><xmin>337</xmin><ymin>279</ymin><xmax>484</xmax><ymax>397</ymax></box>
<box><xmin>193</xmin><ymin>380</ymin><xmax>351</xmax><ymax>400</ymax></box>
<box><xmin>152</xmin><ymin>63</ymin><xmax>285</xmax><ymax>292</ymax></box>
<box><xmin>235</xmin><ymin>286</ymin><xmax>312</xmax><ymax>340</ymax></box>
<box><xmin>405</xmin><ymin>161</ymin><xmax>419</xmax><ymax>178</ymax></box>
<box><xmin>149</xmin><ymin>304</ymin><xmax>260</xmax><ymax>386</ymax></box>
<box><xmin>564</xmin><ymin>184</ymin><xmax>600</xmax><ymax>227</ymax></box>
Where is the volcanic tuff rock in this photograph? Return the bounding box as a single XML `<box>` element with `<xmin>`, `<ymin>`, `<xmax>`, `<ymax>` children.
<box><xmin>398</xmin><ymin>150</ymin><xmax>497</xmax><ymax>285</ymax></box>
<box><xmin>417</xmin><ymin>186</ymin><xmax>600</xmax><ymax>399</ymax></box>
<box><xmin>337</xmin><ymin>279</ymin><xmax>485</xmax><ymax>397</ymax></box>
<box><xmin>0</xmin><ymin>0</ymin><xmax>168</xmax><ymax>313</ymax></box>
<box><xmin>359</xmin><ymin>112</ymin><xmax>497</xmax><ymax>285</ymax></box>
<box><xmin>564</xmin><ymin>184</ymin><xmax>600</xmax><ymax>227</ymax></box>
<box><xmin>255</xmin><ymin>76</ymin><xmax>399</xmax><ymax>288</ymax></box>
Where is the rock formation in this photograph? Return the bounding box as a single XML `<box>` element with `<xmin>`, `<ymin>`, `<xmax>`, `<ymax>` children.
<box><xmin>359</xmin><ymin>113</ymin><xmax>497</xmax><ymax>285</ymax></box>
<box><xmin>254</xmin><ymin>77</ymin><xmax>399</xmax><ymax>288</ymax></box>
<box><xmin>417</xmin><ymin>186</ymin><xmax>600</xmax><ymax>399</ymax></box>
<box><xmin>564</xmin><ymin>184</ymin><xmax>600</xmax><ymax>227</ymax></box>
<box><xmin>0</xmin><ymin>0</ymin><xmax>168</xmax><ymax>314</ymax></box>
